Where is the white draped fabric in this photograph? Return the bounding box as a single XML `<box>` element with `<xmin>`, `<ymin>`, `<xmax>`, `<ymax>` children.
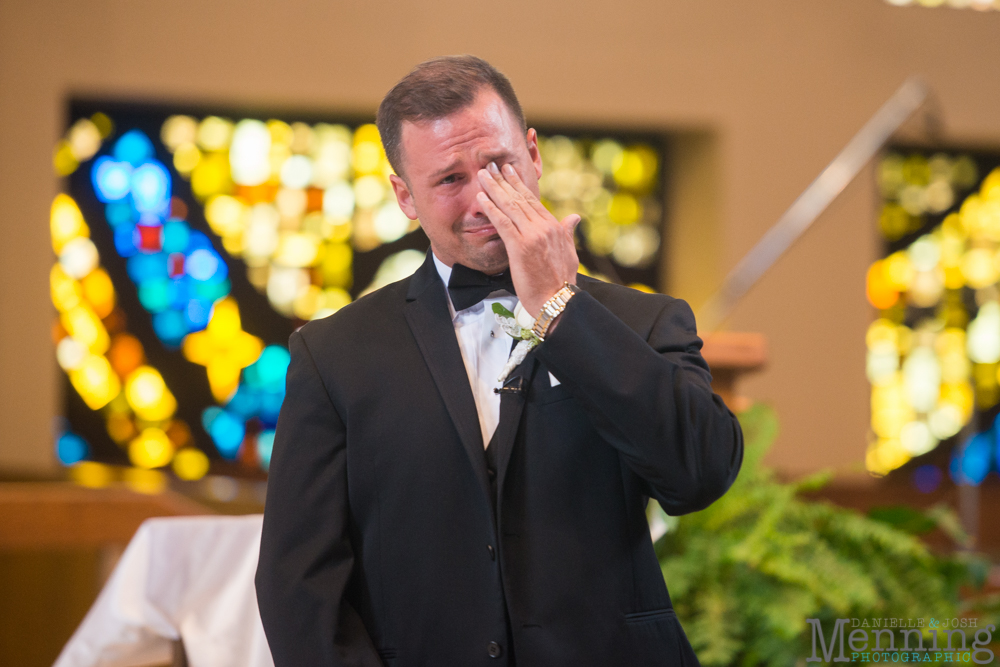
<box><xmin>54</xmin><ymin>514</ymin><xmax>273</xmax><ymax>667</ymax></box>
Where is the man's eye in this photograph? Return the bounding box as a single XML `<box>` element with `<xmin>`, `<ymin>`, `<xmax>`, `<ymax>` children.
<box><xmin>440</xmin><ymin>174</ymin><xmax>460</xmax><ymax>185</ymax></box>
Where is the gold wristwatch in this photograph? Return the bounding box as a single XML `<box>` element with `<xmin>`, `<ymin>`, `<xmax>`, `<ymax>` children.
<box><xmin>531</xmin><ymin>283</ymin><xmax>580</xmax><ymax>340</ymax></box>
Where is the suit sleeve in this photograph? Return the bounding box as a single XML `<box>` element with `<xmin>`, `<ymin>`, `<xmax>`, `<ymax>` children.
<box><xmin>535</xmin><ymin>290</ymin><xmax>743</xmax><ymax>515</ymax></box>
<box><xmin>255</xmin><ymin>330</ymin><xmax>382</xmax><ymax>667</ymax></box>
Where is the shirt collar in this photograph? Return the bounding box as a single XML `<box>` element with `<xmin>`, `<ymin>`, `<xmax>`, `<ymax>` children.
<box><xmin>431</xmin><ymin>251</ymin><xmax>517</xmax><ymax>322</ymax></box>
<box><xmin>432</xmin><ymin>251</ymin><xmax>453</xmax><ymax>289</ymax></box>
<box><xmin>429</xmin><ymin>252</ymin><xmax>457</xmax><ymax>321</ymax></box>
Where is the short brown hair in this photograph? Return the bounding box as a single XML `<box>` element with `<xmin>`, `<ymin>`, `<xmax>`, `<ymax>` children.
<box><xmin>376</xmin><ymin>55</ymin><xmax>526</xmax><ymax>179</ymax></box>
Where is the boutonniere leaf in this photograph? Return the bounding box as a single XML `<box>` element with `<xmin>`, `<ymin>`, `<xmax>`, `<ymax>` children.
<box><xmin>492</xmin><ymin>303</ymin><xmax>540</xmax><ymax>384</ymax></box>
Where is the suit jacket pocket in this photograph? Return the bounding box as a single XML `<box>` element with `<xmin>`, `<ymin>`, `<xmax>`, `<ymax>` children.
<box><xmin>378</xmin><ymin>648</ymin><xmax>397</xmax><ymax>665</ymax></box>
<box><xmin>624</xmin><ymin>607</ymin><xmax>699</xmax><ymax>667</ymax></box>
<box><xmin>624</xmin><ymin>608</ymin><xmax>677</xmax><ymax>624</ymax></box>
<box><xmin>529</xmin><ymin>382</ymin><xmax>572</xmax><ymax>406</ymax></box>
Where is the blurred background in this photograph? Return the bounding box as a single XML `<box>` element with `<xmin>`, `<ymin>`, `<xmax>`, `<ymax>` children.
<box><xmin>2</xmin><ymin>0</ymin><xmax>1000</xmax><ymax>664</ymax></box>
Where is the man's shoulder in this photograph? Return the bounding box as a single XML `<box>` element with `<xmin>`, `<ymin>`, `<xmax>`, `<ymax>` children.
<box><xmin>577</xmin><ymin>274</ymin><xmax>681</xmax><ymax>310</ymax></box>
<box><xmin>294</xmin><ymin>274</ymin><xmax>414</xmax><ymax>348</ymax></box>
<box><xmin>576</xmin><ymin>274</ymin><xmax>696</xmax><ymax>333</ymax></box>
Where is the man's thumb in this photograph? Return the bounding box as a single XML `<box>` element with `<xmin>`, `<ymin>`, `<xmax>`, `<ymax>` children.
<box><xmin>561</xmin><ymin>214</ymin><xmax>582</xmax><ymax>231</ymax></box>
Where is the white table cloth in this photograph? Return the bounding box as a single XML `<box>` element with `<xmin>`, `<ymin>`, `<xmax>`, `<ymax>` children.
<box><xmin>54</xmin><ymin>514</ymin><xmax>273</xmax><ymax>667</ymax></box>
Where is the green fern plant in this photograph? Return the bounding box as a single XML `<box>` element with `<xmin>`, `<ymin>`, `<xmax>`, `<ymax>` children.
<box><xmin>655</xmin><ymin>403</ymin><xmax>991</xmax><ymax>666</ymax></box>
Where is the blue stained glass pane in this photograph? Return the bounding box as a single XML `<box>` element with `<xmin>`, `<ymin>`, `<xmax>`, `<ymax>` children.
<box><xmin>185</xmin><ymin>298</ymin><xmax>212</xmax><ymax>330</ymax></box>
<box><xmin>168</xmin><ymin>276</ymin><xmax>190</xmax><ymax>309</ymax></box>
<box><xmin>245</xmin><ymin>346</ymin><xmax>290</xmax><ymax>392</ymax></box>
<box><xmin>242</xmin><ymin>366</ymin><xmax>261</xmax><ymax>388</ymax></box>
<box><xmin>186</xmin><ymin>248</ymin><xmax>221</xmax><ymax>281</ymax></box>
<box><xmin>185</xmin><ymin>230</ymin><xmax>213</xmax><ymax>253</ymax></box>
<box><xmin>226</xmin><ymin>383</ymin><xmax>260</xmax><ymax>419</ymax></box>
<box><xmin>92</xmin><ymin>157</ymin><xmax>132</xmax><ymax>202</ymax></box>
<box><xmin>56</xmin><ymin>433</ymin><xmax>89</xmax><ymax>465</ymax></box>
<box><xmin>138</xmin><ymin>211</ymin><xmax>162</xmax><ymax>227</ymax></box>
<box><xmin>913</xmin><ymin>465</ymin><xmax>942</xmax><ymax>494</ymax></box>
<box><xmin>202</xmin><ymin>406</ymin><xmax>224</xmax><ymax>433</ymax></box>
<box><xmin>162</xmin><ymin>220</ymin><xmax>191</xmax><ymax>253</ymax></box>
<box><xmin>208</xmin><ymin>410</ymin><xmax>245</xmax><ymax>459</ymax></box>
<box><xmin>192</xmin><ymin>277</ymin><xmax>230</xmax><ymax>302</ymax></box>
<box><xmin>951</xmin><ymin>431</ymin><xmax>993</xmax><ymax>486</ymax></box>
<box><xmin>258</xmin><ymin>430</ymin><xmax>276</xmax><ymax>471</ymax></box>
<box><xmin>106</xmin><ymin>201</ymin><xmax>137</xmax><ymax>227</ymax></box>
<box><xmin>126</xmin><ymin>252</ymin><xmax>169</xmax><ymax>283</ymax></box>
<box><xmin>113</xmin><ymin>129</ymin><xmax>154</xmax><ymax>167</ymax></box>
<box><xmin>258</xmin><ymin>390</ymin><xmax>284</xmax><ymax>427</ymax></box>
<box><xmin>130</xmin><ymin>162</ymin><xmax>171</xmax><ymax>215</ymax></box>
<box><xmin>152</xmin><ymin>309</ymin><xmax>188</xmax><ymax>345</ymax></box>
<box><xmin>202</xmin><ymin>256</ymin><xmax>228</xmax><ymax>284</ymax></box>
<box><xmin>138</xmin><ymin>278</ymin><xmax>172</xmax><ymax>313</ymax></box>
<box><xmin>114</xmin><ymin>223</ymin><xmax>138</xmax><ymax>257</ymax></box>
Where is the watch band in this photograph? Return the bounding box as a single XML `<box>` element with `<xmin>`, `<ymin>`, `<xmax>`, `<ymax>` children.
<box><xmin>531</xmin><ymin>283</ymin><xmax>579</xmax><ymax>340</ymax></box>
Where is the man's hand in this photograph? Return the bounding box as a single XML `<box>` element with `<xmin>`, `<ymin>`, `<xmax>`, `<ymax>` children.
<box><xmin>476</xmin><ymin>162</ymin><xmax>581</xmax><ymax>316</ymax></box>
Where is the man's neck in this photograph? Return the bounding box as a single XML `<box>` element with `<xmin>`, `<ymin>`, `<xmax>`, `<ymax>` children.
<box><xmin>430</xmin><ymin>251</ymin><xmax>509</xmax><ymax>278</ymax></box>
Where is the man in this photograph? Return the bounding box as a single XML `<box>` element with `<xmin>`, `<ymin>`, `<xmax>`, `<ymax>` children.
<box><xmin>256</xmin><ymin>55</ymin><xmax>743</xmax><ymax>666</ymax></box>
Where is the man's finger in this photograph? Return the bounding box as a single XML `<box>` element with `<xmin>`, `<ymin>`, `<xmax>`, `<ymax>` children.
<box><xmin>476</xmin><ymin>192</ymin><xmax>521</xmax><ymax>239</ymax></box>
<box><xmin>489</xmin><ymin>163</ymin><xmax>540</xmax><ymax>220</ymax></box>
<box><xmin>478</xmin><ymin>169</ymin><xmax>530</xmax><ymax>228</ymax></box>
<box><xmin>486</xmin><ymin>162</ymin><xmax>540</xmax><ymax>221</ymax></box>
<box><xmin>500</xmin><ymin>163</ymin><xmax>551</xmax><ymax>218</ymax></box>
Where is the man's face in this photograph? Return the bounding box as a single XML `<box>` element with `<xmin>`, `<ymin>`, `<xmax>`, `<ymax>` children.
<box><xmin>389</xmin><ymin>89</ymin><xmax>543</xmax><ymax>274</ymax></box>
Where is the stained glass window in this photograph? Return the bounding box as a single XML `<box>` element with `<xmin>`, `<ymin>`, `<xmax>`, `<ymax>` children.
<box><xmin>867</xmin><ymin>145</ymin><xmax>1000</xmax><ymax>484</ymax></box>
<box><xmin>51</xmin><ymin>100</ymin><xmax>667</xmax><ymax>492</ymax></box>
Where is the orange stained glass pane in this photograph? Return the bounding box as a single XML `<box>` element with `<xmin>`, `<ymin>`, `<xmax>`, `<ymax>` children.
<box><xmin>108</xmin><ymin>333</ymin><xmax>145</xmax><ymax>379</ymax></box>
<box><xmin>867</xmin><ymin>261</ymin><xmax>900</xmax><ymax>310</ymax></box>
<box><xmin>306</xmin><ymin>187</ymin><xmax>325</xmax><ymax>213</ymax></box>
<box><xmin>166</xmin><ymin>419</ymin><xmax>192</xmax><ymax>448</ymax></box>
<box><xmin>81</xmin><ymin>268</ymin><xmax>116</xmax><ymax>318</ymax></box>
<box><xmin>236</xmin><ymin>183</ymin><xmax>279</xmax><ymax>204</ymax></box>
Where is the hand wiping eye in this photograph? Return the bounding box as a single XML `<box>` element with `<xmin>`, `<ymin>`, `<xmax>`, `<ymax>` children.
<box><xmin>475</xmin><ymin>158</ymin><xmax>580</xmax><ymax>317</ymax></box>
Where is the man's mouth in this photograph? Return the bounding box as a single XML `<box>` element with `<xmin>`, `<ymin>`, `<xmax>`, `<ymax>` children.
<box><xmin>463</xmin><ymin>224</ymin><xmax>498</xmax><ymax>236</ymax></box>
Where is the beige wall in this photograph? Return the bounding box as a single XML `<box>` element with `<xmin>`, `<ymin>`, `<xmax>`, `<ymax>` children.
<box><xmin>1</xmin><ymin>0</ymin><xmax>998</xmax><ymax>477</ymax></box>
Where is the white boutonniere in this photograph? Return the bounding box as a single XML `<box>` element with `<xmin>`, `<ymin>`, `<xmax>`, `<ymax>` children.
<box><xmin>492</xmin><ymin>303</ymin><xmax>540</xmax><ymax>384</ymax></box>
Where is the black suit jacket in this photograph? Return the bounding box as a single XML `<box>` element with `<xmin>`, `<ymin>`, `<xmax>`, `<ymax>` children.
<box><xmin>256</xmin><ymin>251</ymin><xmax>743</xmax><ymax>666</ymax></box>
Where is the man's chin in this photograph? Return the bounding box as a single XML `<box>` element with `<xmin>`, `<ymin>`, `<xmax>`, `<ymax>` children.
<box><xmin>463</xmin><ymin>238</ymin><xmax>508</xmax><ymax>274</ymax></box>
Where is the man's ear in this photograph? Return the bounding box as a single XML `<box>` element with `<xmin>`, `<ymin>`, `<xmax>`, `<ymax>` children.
<box><xmin>389</xmin><ymin>174</ymin><xmax>418</xmax><ymax>220</ymax></box>
<box><xmin>526</xmin><ymin>128</ymin><xmax>543</xmax><ymax>180</ymax></box>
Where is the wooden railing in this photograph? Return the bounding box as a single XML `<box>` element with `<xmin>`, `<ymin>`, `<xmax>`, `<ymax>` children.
<box><xmin>701</xmin><ymin>331</ymin><xmax>767</xmax><ymax>412</ymax></box>
<box><xmin>0</xmin><ymin>482</ymin><xmax>212</xmax><ymax>550</ymax></box>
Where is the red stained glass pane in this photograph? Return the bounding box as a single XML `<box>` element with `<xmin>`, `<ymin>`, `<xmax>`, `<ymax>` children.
<box><xmin>137</xmin><ymin>224</ymin><xmax>163</xmax><ymax>252</ymax></box>
<box><xmin>168</xmin><ymin>252</ymin><xmax>186</xmax><ymax>277</ymax></box>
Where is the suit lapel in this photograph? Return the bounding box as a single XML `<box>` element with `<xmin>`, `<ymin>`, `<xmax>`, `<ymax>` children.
<box><xmin>403</xmin><ymin>253</ymin><xmax>491</xmax><ymax>505</ymax></box>
<box><xmin>494</xmin><ymin>351</ymin><xmax>538</xmax><ymax>511</ymax></box>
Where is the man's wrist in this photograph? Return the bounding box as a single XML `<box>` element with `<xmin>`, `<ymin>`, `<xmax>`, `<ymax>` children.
<box><xmin>530</xmin><ymin>283</ymin><xmax>579</xmax><ymax>340</ymax></box>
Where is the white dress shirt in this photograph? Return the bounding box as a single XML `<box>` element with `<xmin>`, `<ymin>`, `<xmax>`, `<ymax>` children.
<box><xmin>433</xmin><ymin>253</ymin><xmax>517</xmax><ymax>448</ymax></box>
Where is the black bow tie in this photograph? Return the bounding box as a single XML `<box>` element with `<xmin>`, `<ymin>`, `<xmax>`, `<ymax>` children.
<box><xmin>447</xmin><ymin>263</ymin><xmax>516</xmax><ymax>311</ymax></box>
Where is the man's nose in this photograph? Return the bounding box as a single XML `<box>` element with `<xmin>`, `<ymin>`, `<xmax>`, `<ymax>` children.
<box><xmin>467</xmin><ymin>177</ymin><xmax>488</xmax><ymax>219</ymax></box>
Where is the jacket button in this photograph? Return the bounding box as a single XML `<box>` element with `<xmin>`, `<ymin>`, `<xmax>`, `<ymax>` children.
<box><xmin>487</xmin><ymin>641</ymin><xmax>503</xmax><ymax>658</ymax></box>
<box><xmin>487</xmin><ymin>544</ymin><xmax>495</xmax><ymax>560</ymax></box>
